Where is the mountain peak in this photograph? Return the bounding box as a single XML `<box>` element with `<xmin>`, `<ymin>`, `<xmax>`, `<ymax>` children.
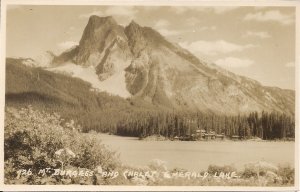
<box><xmin>128</xmin><ymin>20</ymin><xmax>138</xmax><ymax>26</ymax></box>
<box><xmin>75</xmin><ymin>15</ymin><xmax>125</xmax><ymax>65</ymax></box>
<box><xmin>126</xmin><ymin>20</ymin><xmax>142</xmax><ymax>31</ymax></box>
<box><xmin>87</xmin><ymin>15</ymin><xmax>117</xmax><ymax>27</ymax></box>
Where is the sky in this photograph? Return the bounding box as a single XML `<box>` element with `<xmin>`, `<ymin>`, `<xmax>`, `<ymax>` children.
<box><xmin>6</xmin><ymin>5</ymin><xmax>295</xmax><ymax>90</ymax></box>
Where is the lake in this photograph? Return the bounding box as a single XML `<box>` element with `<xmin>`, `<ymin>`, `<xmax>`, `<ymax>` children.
<box><xmin>98</xmin><ymin>134</ymin><xmax>295</xmax><ymax>171</ymax></box>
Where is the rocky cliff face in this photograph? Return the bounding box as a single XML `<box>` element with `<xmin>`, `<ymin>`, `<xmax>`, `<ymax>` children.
<box><xmin>52</xmin><ymin>15</ymin><xmax>295</xmax><ymax>115</ymax></box>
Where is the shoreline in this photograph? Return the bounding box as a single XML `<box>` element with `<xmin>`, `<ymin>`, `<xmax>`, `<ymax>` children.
<box><xmin>99</xmin><ymin>133</ymin><xmax>295</xmax><ymax>142</ymax></box>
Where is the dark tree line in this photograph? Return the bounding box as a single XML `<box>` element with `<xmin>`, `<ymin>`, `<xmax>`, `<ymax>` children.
<box><xmin>82</xmin><ymin>110</ymin><xmax>294</xmax><ymax>140</ymax></box>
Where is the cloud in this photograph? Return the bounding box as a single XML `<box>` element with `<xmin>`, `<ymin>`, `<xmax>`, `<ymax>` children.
<box><xmin>243</xmin><ymin>31</ymin><xmax>271</xmax><ymax>39</ymax></box>
<box><xmin>57</xmin><ymin>41</ymin><xmax>78</xmax><ymax>51</ymax></box>
<box><xmin>154</xmin><ymin>19</ymin><xmax>171</xmax><ymax>28</ymax></box>
<box><xmin>179</xmin><ymin>40</ymin><xmax>255</xmax><ymax>56</ymax></box>
<box><xmin>157</xmin><ymin>29</ymin><xmax>181</xmax><ymax>36</ymax></box>
<box><xmin>154</xmin><ymin>17</ymin><xmax>216</xmax><ymax>37</ymax></box>
<box><xmin>198</xmin><ymin>26</ymin><xmax>217</xmax><ymax>31</ymax></box>
<box><xmin>285</xmin><ymin>62</ymin><xmax>295</xmax><ymax>68</ymax></box>
<box><xmin>215</xmin><ymin>57</ymin><xmax>254</xmax><ymax>68</ymax></box>
<box><xmin>244</xmin><ymin>10</ymin><xmax>294</xmax><ymax>25</ymax></box>
<box><xmin>188</xmin><ymin>26</ymin><xmax>216</xmax><ymax>33</ymax></box>
<box><xmin>185</xmin><ymin>17</ymin><xmax>199</xmax><ymax>26</ymax></box>
<box><xmin>153</xmin><ymin>19</ymin><xmax>180</xmax><ymax>36</ymax></box>
<box><xmin>185</xmin><ymin>18</ymin><xmax>216</xmax><ymax>29</ymax></box>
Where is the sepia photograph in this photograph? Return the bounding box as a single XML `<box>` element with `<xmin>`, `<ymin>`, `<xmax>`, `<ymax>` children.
<box><xmin>0</xmin><ymin>0</ymin><xmax>298</xmax><ymax>190</ymax></box>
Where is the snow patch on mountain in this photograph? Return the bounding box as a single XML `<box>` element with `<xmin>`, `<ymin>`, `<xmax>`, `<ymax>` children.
<box><xmin>34</xmin><ymin>52</ymin><xmax>55</xmax><ymax>67</ymax></box>
<box><xmin>21</xmin><ymin>58</ymin><xmax>37</xmax><ymax>67</ymax></box>
<box><xmin>47</xmin><ymin>63</ymin><xmax>131</xmax><ymax>98</ymax></box>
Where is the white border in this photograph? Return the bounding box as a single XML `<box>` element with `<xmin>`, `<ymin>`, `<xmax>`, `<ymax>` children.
<box><xmin>0</xmin><ymin>0</ymin><xmax>299</xmax><ymax>191</ymax></box>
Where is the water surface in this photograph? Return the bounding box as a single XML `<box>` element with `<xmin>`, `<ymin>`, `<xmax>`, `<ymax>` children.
<box><xmin>98</xmin><ymin>134</ymin><xmax>294</xmax><ymax>171</ymax></box>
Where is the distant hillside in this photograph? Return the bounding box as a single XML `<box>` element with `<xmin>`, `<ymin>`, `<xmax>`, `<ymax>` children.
<box><xmin>6</xmin><ymin>58</ymin><xmax>126</xmax><ymax>108</ymax></box>
<box><xmin>5</xmin><ymin>58</ymin><xmax>164</xmax><ymax>133</ymax></box>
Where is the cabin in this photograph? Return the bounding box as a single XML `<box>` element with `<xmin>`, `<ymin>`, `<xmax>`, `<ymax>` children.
<box><xmin>215</xmin><ymin>134</ymin><xmax>225</xmax><ymax>140</ymax></box>
<box><xmin>173</xmin><ymin>136</ymin><xmax>179</xmax><ymax>141</ymax></box>
<box><xmin>190</xmin><ymin>134</ymin><xmax>197</xmax><ymax>141</ymax></box>
<box><xmin>195</xmin><ymin>129</ymin><xmax>206</xmax><ymax>140</ymax></box>
<box><xmin>195</xmin><ymin>129</ymin><xmax>201</xmax><ymax>140</ymax></box>
<box><xmin>231</xmin><ymin>135</ymin><xmax>241</xmax><ymax>140</ymax></box>
<box><xmin>204</xmin><ymin>131</ymin><xmax>216</xmax><ymax>140</ymax></box>
<box><xmin>180</xmin><ymin>134</ymin><xmax>194</xmax><ymax>141</ymax></box>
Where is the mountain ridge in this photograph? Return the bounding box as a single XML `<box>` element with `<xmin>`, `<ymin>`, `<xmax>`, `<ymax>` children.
<box><xmin>21</xmin><ymin>15</ymin><xmax>295</xmax><ymax>115</ymax></box>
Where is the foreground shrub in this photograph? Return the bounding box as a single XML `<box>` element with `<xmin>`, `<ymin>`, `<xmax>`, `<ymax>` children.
<box><xmin>242</xmin><ymin>161</ymin><xmax>279</xmax><ymax>179</ymax></box>
<box><xmin>207</xmin><ymin>164</ymin><xmax>237</xmax><ymax>174</ymax></box>
<box><xmin>277</xmin><ymin>164</ymin><xmax>294</xmax><ymax>185</ymax></box>
<box><xmin>148</xmin><ymin>159</ymin><xmax>168</xmax><ymax>172</ymax></box>
<box><xmin>241</xmin><ymin>161</ymin><xmax>294</xmax><ymax>186</ymax></box>
<box><xmin>4</xmin><ymin>106</ymin><xmax>119</xmax><ymax>184</ymax></box>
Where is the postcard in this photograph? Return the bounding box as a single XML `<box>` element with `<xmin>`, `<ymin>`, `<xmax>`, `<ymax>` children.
<box><xmin>0</xmin><ymin>0</ymin><xmax>299</xmax><ymax>191</ymax></box>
